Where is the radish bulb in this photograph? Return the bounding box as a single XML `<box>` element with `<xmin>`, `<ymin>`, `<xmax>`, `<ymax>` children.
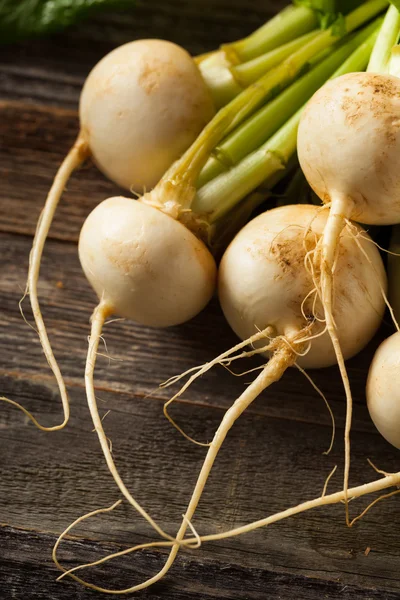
<box><xmin>80</xmin><ymin>40</ymin><xmax>215</xmax><ymax>192</ymax></box>
<box><xmin>79</xmin><ymin>197</ymin><xmax>216</xmax><ymax>328</ymax></box>
<box><xmin>297</xmin><ymin>70</ymin><xmax>400</xmax><ymax>517</ymax></box>
<box><xmin>219</xmin><ymin>205</ymin><xmax>386</xmax><ymax>369</ymax></box>
<box><xmin>367</xmin><ymin>332</ymin><xmax>400</xmax><ymax>449</ymax></box>
<box><xmin>25</xmin><ymin>39</ymin><xmax>214</xmax><ymax>430</ymax></box>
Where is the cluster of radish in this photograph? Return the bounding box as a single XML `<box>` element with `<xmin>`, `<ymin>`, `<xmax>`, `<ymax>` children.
<box><xmin>5</xmin><ymin>0</ymin><xmax>400</xmax><ymax>594</ymax></box>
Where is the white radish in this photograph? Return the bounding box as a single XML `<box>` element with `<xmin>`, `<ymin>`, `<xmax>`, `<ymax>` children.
<box><xmin>80</xmin><ymin>40</ymin><xmax>215</xmax><ymax>192</ymax></box>
<box><xmin>367</xmin><ymin>331</ymin><xmax>400</xmax><ymax>449</ymax></box>
<box><xmin>297</xmin><ymin>70</ymin><xmax>400</xmax><ymax>516</ymax></box>
<box><xmin>22</xmin><ymin>39</ymin><xmax>214</xmax><ymax>430</ymax></box>
<box><xmin>298</xmin><ymin>72</ymin><xmax>400</xmax><ymax>227</ymax></box>
<box><xmin>219</xmin><ymin>205</ymin><xmax>386</xmax><ymax>369</ymax></box>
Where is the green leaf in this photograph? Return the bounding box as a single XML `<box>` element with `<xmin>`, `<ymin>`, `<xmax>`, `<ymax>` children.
<box><xmin>293</xmin><ymin>0</ymin><xmax>365</xmax><ymax>29</ymax></box>
<box><xmin>0</xmin><ymin>0</ymin><xmax>136</xmax><ymax>43</ymax></box>
<box><xmin>389</xmin><ymin>0</ymin><xmax>400</xmax><ymax>11</ymax></box>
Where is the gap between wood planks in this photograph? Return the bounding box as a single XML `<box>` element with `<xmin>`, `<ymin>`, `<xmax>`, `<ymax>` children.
<box><xmin>0</xmin><ymin>366</ymin><xmax>355</xmax><ymax>432</ymax></box>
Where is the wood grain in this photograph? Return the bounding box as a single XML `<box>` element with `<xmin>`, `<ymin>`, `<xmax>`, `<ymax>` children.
<box><xmin>1</xmin><ymin>0</ymin><xmax>400</xmax><ymax>598</ymax></box>
<box><xmin>3</xmin><ymin>525</ymin><xmax>400</xmax><ymax>600</ymax></box>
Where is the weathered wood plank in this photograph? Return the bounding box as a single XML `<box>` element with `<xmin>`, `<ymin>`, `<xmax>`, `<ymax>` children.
<box><xmin>0</xmin><ymin>102</ymin><xmax>120</xmax><ymax>241</ymax></box>
<box><xmin>1</xmin><ymin>371</ymin><xmax>400</xmax><ymax>596</ymax></box>
<box><xmin>2</xmin><ymin>525</ymin><xmax>400</xmax><ymax>600</ymax></box>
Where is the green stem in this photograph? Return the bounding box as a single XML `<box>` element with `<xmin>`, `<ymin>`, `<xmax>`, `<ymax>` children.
<box><xmin>193</xmin><ymin>24</ymin><xmax>381</xmax><ymax>222</ymax></box>
<box><xmin>367</xmin><ymin>3</ymin><xmax>400</xmax><ymax>72</ymax></box>
<box><xmin>199</xmin><ymin>52</ymin><xmax>243</xmax><ymax>109</ymax></box>
<box><xmin>164</xmin><ymin>0</ymin><xmax>387</xmax><ymax>194</ymax></box>
<box><xmin>197</xmin><ymin>18</ymin><xmax>381</xmax><ymax>189</ymax></box>
<box><xmin>226</xmin><ymin>5</ymin><xmax>318</xmax><ymax>62</ymax></box>
<box><xmin>199</xmin><ymin>5</ymin><xmax>319</xmax><ymax>106</ymax></box>
<box><xmin>232</xmin><ymin>30</ymin><xmax>320</xmax><ymax>87</ymax></box>
<box><xmin>201</xmin><ymin>29</ymin><xmax>321</xmax><ymax>110</ymax></box>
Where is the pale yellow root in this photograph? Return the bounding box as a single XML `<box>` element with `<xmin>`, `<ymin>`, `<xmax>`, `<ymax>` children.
<box><xmin>348</xmin><ymin>489</ymin><xmax>400</xmax><ymax>527</ymax></box>
<box><xmin>161</xmin><ymin>327</ymin><xmax>274</xmax><ymax>390</ymax></box>
<box><xmin>162</xmin><ymin>327</ymin><xmax>274</xmax><ymax>444</ymax></box>
<box><xmin>145</xmin><ymin>342</ymin><xmax>297</xmax><ymax>594</ymax></box>
<box><xmin>54</xmin><ymin>469</ymin><xmax>400</xmax><ymax>593</ymax></box>
<box><xmin>319</xmin><ymin>196</ymin><xmax>354</xmax><ymax>525</ymax></box>
<box><xmin>5</xmin><ymin>136</ymin><xmax>89</xmax><ymax>431</ymax></box>
<box><xmin>85</xmin><ymin>302</ymin><xmax>173</xmax><ymax>542</ymax></box>
<box><xmin>294</xmin><ymin>363</ymin><xmax>336</xmax><ymax>455</ymax></box>
<box><xmin>321</xmin><ymin>464</ymin><xmax>337</xmax><ymax>497</ymax></box>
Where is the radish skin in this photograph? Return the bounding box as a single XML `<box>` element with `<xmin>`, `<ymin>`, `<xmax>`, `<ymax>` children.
<box><xmin>80</xmin><ymin>40</ymin><xmax>215</xmax><ymax>192</ymax></box>
<box><xmin>79</xmin><ymin>197</ymin><xmax>216</xmax><ymax>327</ymax></box>
<box><xmin>367</xmin><ymin>331</ymin><xmax>400</xmax><ymax>449</ymax></box>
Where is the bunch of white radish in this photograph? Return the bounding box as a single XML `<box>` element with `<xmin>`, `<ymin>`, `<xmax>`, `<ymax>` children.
<box><xmin>11</xmin><ymin>0</ymin><xmax>384</xmax><ymax>437</ymax></box>
<box><xmin>7</xmin><ymin>0</ymin><xmax>400</xmax><ymax>593</ymax></box>
<box><xmin>19</xmin><ymin>2</ymin><xmax>325</xmax><ymax>432</ymax></box>
<box><xmin>41</xmin><ymin>3</ymin><xmax>393</xmax><ymax>592</ymax></box>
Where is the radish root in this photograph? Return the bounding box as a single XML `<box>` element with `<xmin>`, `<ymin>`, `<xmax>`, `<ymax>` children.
<box><xmin>85</xmin><ymin>301</ymin><xmax>174</xmax><ymax>542</ymax></box>
<box><xmin>54</xmin><ymin>469</ymin><xmax>400</xmax><ymax>593</ymax></box>
<box><xmin>10</xmin><ymin>136</ymin><xmax>89</xmax><ymax>431</ymax></box>
<box><xmin>317</xmin><ymin>197</ymin><xmax>355</xmax><ymax>525</ymax></box>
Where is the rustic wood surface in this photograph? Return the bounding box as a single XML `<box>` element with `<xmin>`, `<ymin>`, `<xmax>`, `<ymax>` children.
<box><xmin>1</xmin><ymin>1</ymin><xmax>400</xmax><ymax>598</ymax></box>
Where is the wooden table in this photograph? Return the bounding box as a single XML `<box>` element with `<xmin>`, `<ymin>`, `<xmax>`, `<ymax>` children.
<box><xmin>1</xmin><ymin>1</ymin><xmax>400</xmax><ymax>598</ymax></box>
